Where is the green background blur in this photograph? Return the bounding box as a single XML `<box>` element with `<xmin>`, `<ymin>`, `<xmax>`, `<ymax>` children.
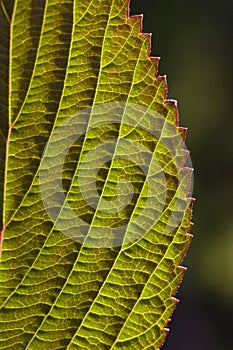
<box><xmin>131</xmin><ymin>1</ymin><xmax>233</xmax><ymax>349</ymax></box>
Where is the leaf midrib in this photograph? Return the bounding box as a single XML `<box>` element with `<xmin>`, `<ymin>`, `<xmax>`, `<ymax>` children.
<box><xmin>1</xmin><ymin>0</ymin><xmax>16</xmax><ymax>241</ymax></box>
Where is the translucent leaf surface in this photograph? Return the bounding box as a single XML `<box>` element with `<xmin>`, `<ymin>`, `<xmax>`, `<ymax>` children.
<box><xmin>0</xmin><ymin>0</ymin><xmax>193</xmax><ymax>349</ymax></box>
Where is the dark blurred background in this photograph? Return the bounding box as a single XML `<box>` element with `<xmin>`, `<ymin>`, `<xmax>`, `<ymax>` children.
<box><xmin>130</xmin><ymin>1</ymin><xmax>233</xmax><ymax>349</ymax></box>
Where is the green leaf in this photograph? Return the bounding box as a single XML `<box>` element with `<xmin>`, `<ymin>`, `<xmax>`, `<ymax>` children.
<box><xmin>0</xmin><ymin>0</ymin><xmax>193</xmax><ymax>349</ymax></box>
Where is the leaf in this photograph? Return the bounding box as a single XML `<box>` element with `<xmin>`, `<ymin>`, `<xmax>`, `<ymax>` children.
<box><xmin>0</xmin><ymin>1</ymin><xmax>193</xmax><ymax>349</ymax></box>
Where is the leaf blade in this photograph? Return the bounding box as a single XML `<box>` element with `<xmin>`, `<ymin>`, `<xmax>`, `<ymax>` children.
<box><xmin>0</xmin><ymin>1</ymin><xmax>194</xmax><ymax>349</ymax></box>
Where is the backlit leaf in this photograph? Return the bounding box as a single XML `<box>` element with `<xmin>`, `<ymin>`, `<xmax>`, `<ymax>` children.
<box><xmin>0</xmin><ymin>1</ymin><xmax>193</xmax><ymax>349</ymax></box>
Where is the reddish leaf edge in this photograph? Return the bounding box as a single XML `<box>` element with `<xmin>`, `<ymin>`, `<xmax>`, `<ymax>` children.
<box><xmin>128</xmin><ymin>1</ymin><xmax>195</xmax><ymax>348</ymax></box>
